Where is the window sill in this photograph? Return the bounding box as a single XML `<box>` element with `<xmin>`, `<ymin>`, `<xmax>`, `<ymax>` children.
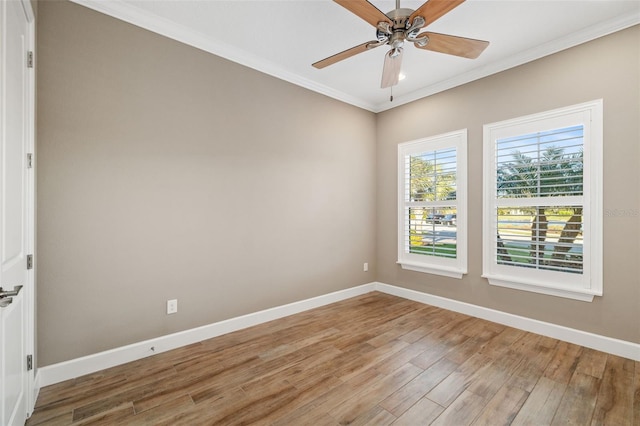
<box><xmin>398</xmin><ymin>261</ymin><xmax>465</xmax><ymax>279</ymax></box>
<box><xmin>483</xmin><ymin>274</ymin><xmax>599</xmax><ymax>302</ymax></box>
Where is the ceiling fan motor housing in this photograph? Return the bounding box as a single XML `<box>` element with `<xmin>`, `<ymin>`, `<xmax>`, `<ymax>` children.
<box><xmin>387</xmin><ymin>7</ymin><xmax>413</xmax><ymax>27</ymax></box>
<box><xmin>376</xmin><ymin>8</ymin><xmax>428</xmax><ymax>50</ymax></box>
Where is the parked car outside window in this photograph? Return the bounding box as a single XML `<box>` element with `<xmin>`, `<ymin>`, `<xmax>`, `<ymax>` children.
<box><xmin>442</xmin><ymin>214</ymin><xmax>456</xmax><ymax>226</ymax></box>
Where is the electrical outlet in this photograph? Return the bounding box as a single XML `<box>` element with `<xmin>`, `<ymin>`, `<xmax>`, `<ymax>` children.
<box><xmin>363</xmin><ymin>262</ymin><xmax>369</xmax><ymax>272</ymax></box>
<box><xmin>167</xmin><ymin>299</ymin><xmax>178</xmax><ymax>314</ymax></box>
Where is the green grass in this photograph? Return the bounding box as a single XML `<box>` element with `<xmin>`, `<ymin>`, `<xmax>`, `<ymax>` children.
<box><xmin>498</xmin><ymin>243</ymin><xmax>583</xmax><ymax>273</ymax></box>
<box><xmin>410</xmin><ymin>243</ymin><xmax>457</xmax><ymax>258</ymax></box>
<box><xmin>500</xmin><ymin>244</ymin><xmax>530</xmax><ymax>264</ymax></box>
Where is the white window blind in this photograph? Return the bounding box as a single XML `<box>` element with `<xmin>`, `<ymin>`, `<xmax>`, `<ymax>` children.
<box><xmin>398</xmin><ymin>130</ymin><xmax>467</xmax><ymax>279</ymax></box>
<box><xmin>483</xmin><ymin>100</ymin><xmax>603</xmax><ymax>301</ymax></box>
<box><xmin>495</xmin><ymin>125</ymin><xmax>584</xmax><ymax>274</ymax></box>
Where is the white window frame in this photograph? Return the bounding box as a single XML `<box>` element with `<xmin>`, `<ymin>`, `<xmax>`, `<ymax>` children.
<box><xmin>397</xmin><ymin>129</ymin><xmax>468</xmax><ymax>279</ymax></box>
<box><xmin>482</xmin><ymin>100</ymin><xmax>603</xmax><ymax>301</ymax></box>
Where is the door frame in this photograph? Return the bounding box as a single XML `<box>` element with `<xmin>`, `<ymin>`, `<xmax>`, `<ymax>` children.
<box><xmin>20</xmin><ymin>0</ymin><xmax>36</xmax><ymax>416</ymax></box>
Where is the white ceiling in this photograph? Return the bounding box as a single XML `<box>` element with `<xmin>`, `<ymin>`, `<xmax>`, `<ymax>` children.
<box><xmin>72</xmin><ymin>0</ymin><xmax>640</xmax><ymax>112</ymax></box>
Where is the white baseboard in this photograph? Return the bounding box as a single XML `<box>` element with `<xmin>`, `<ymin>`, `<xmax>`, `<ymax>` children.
<box><xmin>37</xmin><ymin>281</ymin><xmax>639</xmax><ymax>389</ymax></box>
<box><xmin>37</xmin><ymin>283</ymin><xmax>375</xmax><ymax>387</ymax></box>
<box><xmin>373</xmin><ymin>282</ymin><xmax>640</xmax><ymax>362</ymax></box>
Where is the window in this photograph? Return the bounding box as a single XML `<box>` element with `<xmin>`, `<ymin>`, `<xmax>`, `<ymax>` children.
<box><xmin>483</xmin><ymin>100</ymin><xmax>603</xmax><ymax>301</ymax></box>
<box><xmin>398</xmin><ymin>130</ymin><xmax>467</xmax><ymax>278</ymax></box>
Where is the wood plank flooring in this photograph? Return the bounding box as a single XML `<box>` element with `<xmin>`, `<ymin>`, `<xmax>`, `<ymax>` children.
<box><xmin>27</xmin><ymin>292</ymin><xmax>640</xmax><ymax>425</ymax></box>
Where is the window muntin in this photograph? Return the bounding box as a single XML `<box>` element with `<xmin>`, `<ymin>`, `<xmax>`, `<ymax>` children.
<box><xmin>483</xmin><ymin>100</ymin><xmax>602</xmax><ymax>301</ymax></box>
<box><xmin>398</xmin><ymin>130</ymin><xmax>467</xmax><ymax>279</ymax></box>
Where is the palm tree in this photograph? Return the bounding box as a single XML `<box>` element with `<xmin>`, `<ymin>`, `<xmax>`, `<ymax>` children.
<box><xmin>497</xmin><ymin>147</ymin><xmax>583</xmax><ymax>269</ymax></box>
<box><xmin>549</xmin><ymin>208</ymin><xmax>582</xmax><ymax>268</ymax></box>
<box><xmin>409</xmin><ymin>156</ymin><xmax>456</xmax><ymax>202</ymax></box>
<box><xmin>497</xmin><ymin>151</ymin><xmax>547</xmax><ymax>266</ymax></box>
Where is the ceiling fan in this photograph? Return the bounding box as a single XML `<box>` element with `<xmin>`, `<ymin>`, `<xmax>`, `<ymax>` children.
<box><xmin>313</xmin><ymin>0</ymin><xmax>489</xmax><ymax>88</ymax></box>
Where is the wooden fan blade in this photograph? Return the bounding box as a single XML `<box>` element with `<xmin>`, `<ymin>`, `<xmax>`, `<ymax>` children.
<box><xmin>415</xmin><ymin>32</ymin><xmax>489</xmax><ymax>59</ymax></box>
<box><xmin>312</xmin><ymin>41</ymin><xmax>380</xmax><ymax>69</ymax></box>
<box><xmin>410</xmin><ymin>0</ymin><xmax>465</xmax><ymax>27</ymax></box>
<box><xmin>381</xmin><ymin>49</ymin><xmax>403</xmax><ymax>88</ymax></box>
<box><xmin>334</xmin><ymin>0</ymin><xmax>391</xmax><ymax>28</ymax></box>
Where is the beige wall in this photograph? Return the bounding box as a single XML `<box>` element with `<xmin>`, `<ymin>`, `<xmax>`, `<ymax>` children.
<box><xmin>36</xmin><ymin>1</ymin><xmax>377</xmax><ymax>366</ymax></box>
<box><xmin>37</xmin><ymin>1</ymin><xmax>639</xmax><ymax>367</ymax></box>
<box><xmin>376</xmin><ymin>25</ymin><xmax>640</xmax><ymax>344</ymax></box>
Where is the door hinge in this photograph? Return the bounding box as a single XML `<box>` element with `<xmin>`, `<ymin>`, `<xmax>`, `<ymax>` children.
<box><xmin>27</xmin><ymin>153</ymin><xmax>33</xmax><ymax>169</ymax></box>
<box><xmin>26</xmin><ymin>254</ymin><xmax>33</xmax><ymax>270</ymax></box>
<box><xmin>27</xmin><ymin>355</ymin><xmax>33</xmax><ymax>371</ymax></box>
<box><xmin>27</xmin><ymin>51</ymin><xmax>34</xmax><ymax>68</ymax></box>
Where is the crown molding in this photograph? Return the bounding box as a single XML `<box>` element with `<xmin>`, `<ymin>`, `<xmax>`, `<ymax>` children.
<box><xmin>70</xmin><ymin>0</ymin><xmax>639</xmax><ymax>113</ymax></box>
<box><xmin>377</xmin><ymin>11</ymin><xmax>640</xmax><ymax>112</ymax></box>
<box><xmin>69</xmin><ymin>0</ymin><xmax>378</xmax><ymax>112</ymax></box>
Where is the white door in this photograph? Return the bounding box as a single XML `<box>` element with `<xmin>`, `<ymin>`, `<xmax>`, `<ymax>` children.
<box><xmin>1</xmin><ymin>0</ymin><xmax>35</xmax><ymax>424</ymax></box>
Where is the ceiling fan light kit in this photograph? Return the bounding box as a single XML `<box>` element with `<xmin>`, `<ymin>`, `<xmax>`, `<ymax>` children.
<box><xmin>313</xmin><ymin>0</ymin><xmax>490</xmax><ymax>90</ymax></box>
<box><xmin>382</xmin><ymin>47</ymin><xmax>404</xmax><ymax>88</ymax></box>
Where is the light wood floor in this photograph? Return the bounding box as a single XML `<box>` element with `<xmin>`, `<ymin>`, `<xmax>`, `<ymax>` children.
<box><xmin>27</xmin><ymin>292</ymin><xmax>639</xmax><ymax>425</ymax></box>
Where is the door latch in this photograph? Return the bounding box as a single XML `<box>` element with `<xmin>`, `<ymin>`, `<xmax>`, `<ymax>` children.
<box><xmin>0</xmin><ymin>285</ymin><xmax>23</xmax><ymax>298</ymax></box>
